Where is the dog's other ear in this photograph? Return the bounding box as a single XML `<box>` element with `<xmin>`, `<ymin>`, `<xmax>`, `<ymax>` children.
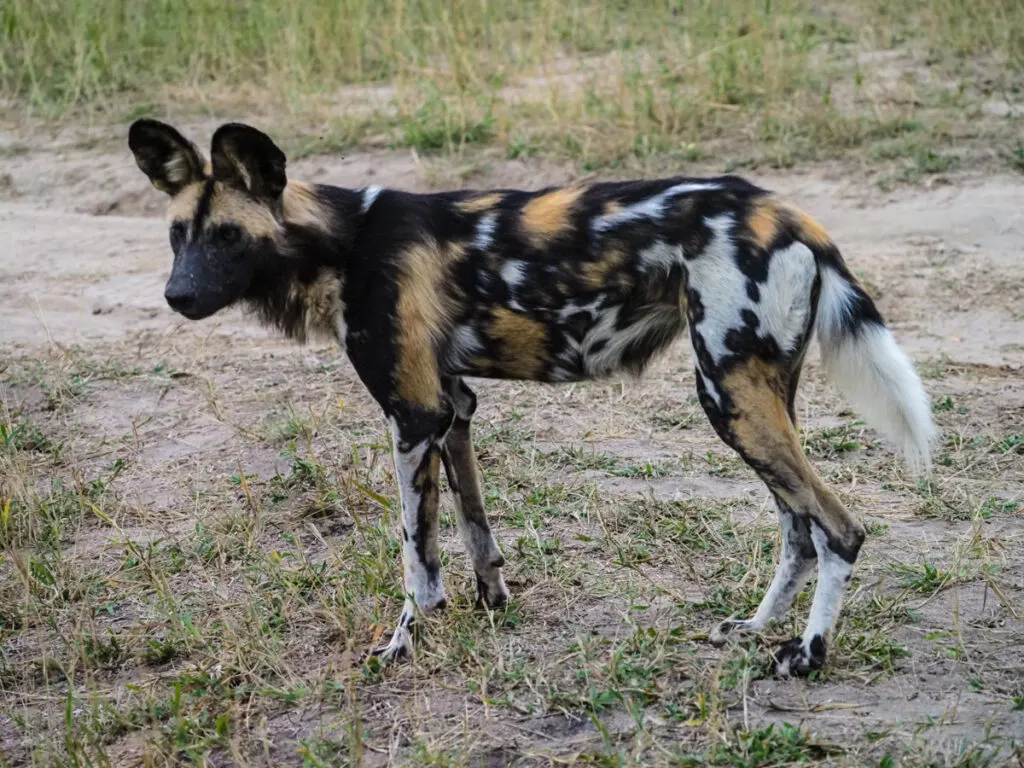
<box><xmin>210</xmin><ymin>123</ymin><xmax>287</xmax><ymax>200</ymax></box>
<box><xmin>128</xmin><ymin>119</ymin><xmax>207</xmax><ymax>195</ymax></box>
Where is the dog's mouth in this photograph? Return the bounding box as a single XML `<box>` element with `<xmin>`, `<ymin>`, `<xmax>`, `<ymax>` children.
<box><xmin>171</xmin><ymin>304</ymin><xmax>215</xmax><ymax>321</ymax></box>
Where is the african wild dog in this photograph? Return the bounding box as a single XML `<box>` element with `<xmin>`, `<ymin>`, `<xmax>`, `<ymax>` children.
<box><xmin>129</xmin><ymin>119</ymin><xmax>937</xmax><ymax>675</ymax></box>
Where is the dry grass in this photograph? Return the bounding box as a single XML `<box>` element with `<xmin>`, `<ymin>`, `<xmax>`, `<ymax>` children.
<box><xmin>2</xmin><ymin>0</ymin><xmax>1023</xmax><ymax>173</ymax></box>
<box><xmin>1</xmin><ymin>325</ymin><xmax>1021</xmax><ymax>765</ymax></box>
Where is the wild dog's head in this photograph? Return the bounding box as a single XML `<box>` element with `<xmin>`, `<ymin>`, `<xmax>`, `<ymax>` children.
<box><xmin>129</xmin><ymin>119</ymin><xmax>292</xmax><ymax>320</ymax></box>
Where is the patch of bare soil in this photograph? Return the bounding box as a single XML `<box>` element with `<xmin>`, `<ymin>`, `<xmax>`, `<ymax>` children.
<box><xmin>0</xmin><ymin>128</ymin><xmax>1021</xmax><ymax>766</ymax></box>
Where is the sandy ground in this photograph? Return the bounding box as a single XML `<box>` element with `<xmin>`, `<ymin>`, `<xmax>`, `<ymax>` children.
<box><xmin>1</xmin><ymin>131</ymin><xmax>1022</xmax><ymax>765</ymax></box>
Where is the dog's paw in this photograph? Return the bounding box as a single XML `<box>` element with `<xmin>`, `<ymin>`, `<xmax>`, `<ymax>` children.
<box><xmin>709</xmin><ymin>618</ymin><xmax>753</xmax><ymax>645</ymax></box>
<box><xmin>772</xmin><ymin>635</ymin><xmax>826</xmax><ymax>677</ymax></box>
<box><xmin>475</xmin><ymin>569</ymin><xmax>509</xmax><ymax>610</ymax></box>
<box><xmin>370</xmin><ymin>626</ymin><xmax>413</xmax><ymax>663</ymax></box>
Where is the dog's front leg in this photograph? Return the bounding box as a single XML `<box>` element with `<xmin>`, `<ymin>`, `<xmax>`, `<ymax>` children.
<box><xmin>372</xmin><ymin>411</ymin><xmax>453</xmax><ymax>662</ymax></box>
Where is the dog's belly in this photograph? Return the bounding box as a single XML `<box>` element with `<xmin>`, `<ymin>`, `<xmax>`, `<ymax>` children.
<box><xmin>442</xmin><ymin>281</ymin><xmax>688</xmax><ymax>383</ymax></box>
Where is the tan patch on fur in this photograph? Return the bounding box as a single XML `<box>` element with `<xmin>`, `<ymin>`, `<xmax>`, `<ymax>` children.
<box><xmin>282</xmin><ymin>181</ymin><xmax>333</xmax><ymax>232</ymax></box>
<box><xmin>296</xmin><ymin>271</ymin><xmax>344</xmax><ymax>341</ymax></box>
<box><xmin>167</xmin><ymin>183</ymin><xmax>205</xmax><ymax>224</ymax></box>
<box><xmin>206</xmin><ymin>183</ymin><xmax>277</xmax><ymax>239</ymax></box>
<box><xmin>781</xmin><ymin>202</ymin><xmax>832</xmax><ymax>249</ymax></box>
<box><xmin>412</xmin><ymin>447</ymin><xmax>442</xmax><ymax>567</ymax></box>
<box><xmin>746</xmin><ymin>197</ymin><xmax>781</xmax><ymax>250</ymax></box>
<box><xmin>520</xmin><ymin>186</ymin><xmax>584</xmax><ymax>245</ymax></box>
<box><xmin>394</xmin><ymin>240</ymin><xmax>463</xmax><ymax>409</ymax></box>
<box><xmin>581</xmin><ymin>244</ymin><xmax>628</xmax><ymax>290</ymax></box>
<box><xmin>413</xmin><ymin>448</ymin><xmax>441</xmax><ymax>490</ymax></box>
<box><xmin>488</xmin><ymin>308</ymin><xmax>549</xmax><ymax>379</ymax></box>
<box><xmin>603</xmin><ymin>200</ymin><xmax>623</xmax><ymax>217</ymax></box>
<box><xmin>721</xmin><ymin>358</ymin><xmax>861</xmax><ymax>542</ymax></box>
<box><xmin>723</xmin><ymin>358</ymin><xmax>799</xmax><ymax>476</ymax></box>
<box><xmin>456</xmin><ymin>193</ymin><xmax>503</xmax><ymax>213</ymax></box>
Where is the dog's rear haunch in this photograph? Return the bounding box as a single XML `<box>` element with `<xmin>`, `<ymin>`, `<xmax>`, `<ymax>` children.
<box><xmin>129</xmin><ymin>119</ymin><xmax>937</xmax><ymax>675</ymax></box>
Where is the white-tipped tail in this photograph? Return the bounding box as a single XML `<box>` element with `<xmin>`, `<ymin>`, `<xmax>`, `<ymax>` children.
<box><xmin>816</xmin><ymin>267</ymin><xmax>938</xmax><ymax>474</ymax></box>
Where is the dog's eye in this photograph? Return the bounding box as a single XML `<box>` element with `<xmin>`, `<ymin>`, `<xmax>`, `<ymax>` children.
<box><xmin>219</xmin><ymin>224</ymin><xmax>243</xmax><ymax>245</ymax></box>
<box><xmin>169</xmin><ymin>222</ymin><xmax>186</xmax><ymax>250</ymax></box>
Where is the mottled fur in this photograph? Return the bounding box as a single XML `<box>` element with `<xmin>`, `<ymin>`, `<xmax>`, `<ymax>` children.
<box><xmin>130</xmin><ymin>119</ymin><xmax>937</xmax><ymax>674</ymax></box>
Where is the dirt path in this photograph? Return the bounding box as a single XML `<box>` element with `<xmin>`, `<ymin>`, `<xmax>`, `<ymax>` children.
<box><xmin>1</xmin><ymin>135</ymin><xmax>1022</xmax><ymax>765</ymax></box>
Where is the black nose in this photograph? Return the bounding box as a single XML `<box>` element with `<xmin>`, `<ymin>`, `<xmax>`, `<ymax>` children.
<box><xmin>164</xmin><ymin>285</ymin><xmax>196</xmax><ymax>313</ymax></box>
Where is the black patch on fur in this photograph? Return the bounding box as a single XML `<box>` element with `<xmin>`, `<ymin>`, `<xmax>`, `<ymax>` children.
<box><xmin>773</xmin><ymin>636</ymin><xmax>825</xmax><ymax>676</ymax></box>
<box><xmin>191</xmin><ymin>180</ymin><xmax>216</xmax><ymax>235</ymax></box>
<box><xmin>129</xmin><ymin>119</ymin><xmax>206</xmax><ymax>194</ymax></box>
<box><xmin>716</xmin><ymin>619</ymin><xmax>742</xmax><ymax>637</ymax></box>
<box><xmin>211</xmin><ymin>123</ymin><xmax>287</xmax><ymax>199</ymax></box>
<box><xmin>809</xmin><ymin>634</ymin><xmax>827</xmax><ymax>664</ymax></box>
<box><xmin>815</xmin><ymin>247</ymin><xmax>885</xmax><ymax>334</ymax></box>
<box><xmin>775</xmin><ymin>496</ymin><xmax>818</xmax><ymax>561</ymax></box>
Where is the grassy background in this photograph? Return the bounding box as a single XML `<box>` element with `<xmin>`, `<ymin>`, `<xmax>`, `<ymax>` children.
<box><xmin>3</xmin><ymin>0</ymin><xmax>1022</xmax><ymax>171</ymax></box>
<box><xmin>2</xmin><ymin>314</ymin><xmax>1022</xmax><ymax>766</ymax></box>
<box><xmin>1</xmin><ymin>2</ymin><xmax>1024</xmax><ymax>766</ymax></box>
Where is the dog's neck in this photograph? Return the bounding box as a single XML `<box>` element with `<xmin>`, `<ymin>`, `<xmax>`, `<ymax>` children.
<box><xmin>279</xmin><ymin>180</ymin><xmax>364</xmax><ymax>262</ymax></box>
<box><xmin>242</xmin><ymin>181</ymin><xmax>363</xmax><ymax>343</ymax></box>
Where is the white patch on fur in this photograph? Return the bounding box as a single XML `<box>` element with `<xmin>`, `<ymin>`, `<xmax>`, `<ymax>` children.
<box><xmin>557</xmin><ymin>297</ymin><xmax>602</xmax><ymax>323</ymax></box>
<box><xmin>474</xmin><ymin>213</ymin><xmax>498</xmax><ymax>251</ymax></box>
<box><xmin>580</xmin><ymin>304</ymin><xmax>676</xmax><ymax>377</ymax></box>
<box><xmin>577</xmin><ymin>306</ymin><xmax>618</xmax><ymax>375</ymax></box>
<box><xmin>552</xmin><ymin>298</ymin><xmax>602</xmax><ymax>375</ymax></box>
<box><xmin>801</xmin><ymin>524</ymin><xmax>853</xmax><ymax>646</ymax></box>
<box><xmin>638</xmin><ymin>240</ymin><xmax>683</xmax><ymax>272</ymax></box>
<box><xmin>549</xmin><ymin>365</ymin><xmax>578</xmax><ymax>382</ymax></box>
<box><xmin>333</xmin><ymin>310</ymin><xmax>348</xmax><ymax>353</ymax></box>
<box><xmin>374</xmin><ymin>623</ymin><xmax>414</xmax><ymax>661</ymax></box>
<box><xmin>236</xmin><ymin>164</ymin><xmax>252</xmax><ymax>193</ymax></box>
<box><xmin>758</xmin><ymin>241</ymin><xmax>816</xmax><ymax>354</ymax></box>
<box><xmin>501</xmin><ymin>260</ymin><xmax>527</xmax><ymax>289</ymax></box>
<box><xmin>592</xmin><ymin>182</ymin><xmax>720</xmax><ymax>233</ymax></box>
<box><xmin>447</xmin><ymin>324</ymin><xmax>483</xmax><ymax>370</ymax></box>
<box><xmin>710</xmin><ymin>508</ymin><xmax>816</xmax><ymax>644</ymax></box>
<box><xmin>686</xmin><ymin>214</ymin><xmax>746</xmax><ymax>365</ymax></box>
<box><xmin>361</xmin><ymin>185</ymin><xmax>382</xmax><ymax>213</ymax></box>
<box><xmin>687</xmin><ymin>218</ymin><xmax>817</xmax><ymax>368</ymax></box>
<box><xmin>816</xmin><ymin>268</ymin><xmax>937</xmax><ymax>472</ymax></box>
<box><xmin>500</xmin><ymin>259</ymin><xmax>529</xmax><ymax>311</ymax></box>
<box><xmin>816</xmin><ymin>267</ymin><xmax>859</xmax><ymax>341</ymax></box>
<box><xmin>164</xmin><ymin>153</ymin><xmax>194</xmax><ymax>186</ymax></box>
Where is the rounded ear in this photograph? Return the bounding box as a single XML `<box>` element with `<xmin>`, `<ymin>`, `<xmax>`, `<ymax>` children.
<box><xmin>210</xmin><ymin>123</ymin><xmax>287</xmax><ymax>200</ymax></box>
<box><xmin>128</xmin><ymin>119</ymin><xmax>206</xmax><ymax>195</ymax></box>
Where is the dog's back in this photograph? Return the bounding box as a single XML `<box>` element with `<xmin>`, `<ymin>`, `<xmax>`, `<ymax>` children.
<box><xmin>352</xmin><ymin>176</ymin><xmax>773</xmax><ymax>386</ymax></box>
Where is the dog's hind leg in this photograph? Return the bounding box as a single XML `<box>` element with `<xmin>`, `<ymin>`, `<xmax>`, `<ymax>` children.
<box><xmin>695</xmin><ymin>356</ymin><xmax>865</xmax><ymax>675</ymax></box>
<box><xmin>440</xmin><ymin>377</ymin><xmax>509</xmax><ymax>609</ymax></box>
<box><xmin>710</xmin><ymin>495</ymin><xmax>817</xmax><ymax>643</ymax></box>
<box><xmin>711</xmin><ymin>348</ymin><xmax>818</xmax><ymax>642</ymax></box>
